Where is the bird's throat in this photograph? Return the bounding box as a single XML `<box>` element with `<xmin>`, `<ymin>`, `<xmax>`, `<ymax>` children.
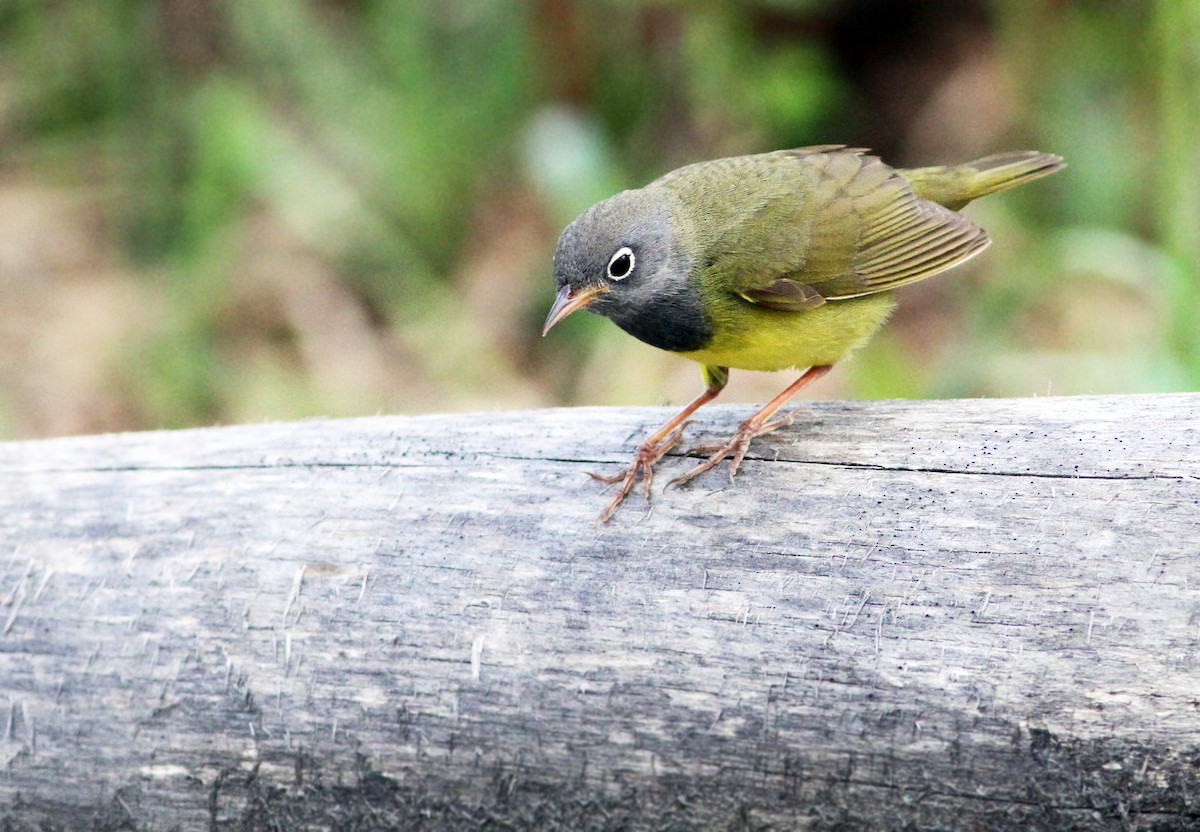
<box><xmin>601</xmin><ymin>288</ymin><xmax>713</xmax><ymax>353</ymax></box>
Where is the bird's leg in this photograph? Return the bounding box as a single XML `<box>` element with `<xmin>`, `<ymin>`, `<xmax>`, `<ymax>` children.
<box><xmin>671</xmin><ymin>364</ymin><xmax>832</xmax><ymax>488</ymax></box>
<box><xmin>593</xmin><ymin>370</ymin><xmax>728</xmax><ymax>523</ymax></box>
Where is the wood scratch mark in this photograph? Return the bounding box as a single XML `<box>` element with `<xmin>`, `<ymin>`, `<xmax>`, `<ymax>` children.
<box><xmin>2</xmin><ymin>561</ymin><xmax>32</xmax><ymax>605</ymax></box>
<box><xmin>282</xmin><ymin>566</ymin><xmax>306</xmax><ymax>625</ymax></box>
<box><xmin>3</xmin><ymin>581</ymin><xmax>26</xmax><ymax>635</ymax></box>
<box><xmin>81</xmin><ymin>643</ymin><xmax>100</xmax><ymax>674</ymax></box>
<box><xmin>439</xmin><ymin>512</ymin><xmax>463</xmax><ymax>535</ymax></box>
<box><xmin>185</xmin><ymin>560</ymin><xmax>203</xmax><ymax>583</ymax></box>
<box><xmin>860</xmin><ymin>541</ymin><xmax>879</xmax><ymax>562</ymax></box>
<box><xmin>1145</xmin><ymin>550</ymin><xmax>1159</xmax><ymax>574</ymax></box>
<box><xmin>32</xmin><ymin>569</ymin><xmax>53</xmax><ymax>603</ymax></box>
<box><xmin>842</xmin><ymin>591</ymin><xmax>870</xmax><ymax>632</ymax></box>
<box><xmin>3</xmin><ymin>545</ymin><xmax>21</xmax><ymax>576</ymax></box>
<box><xmin>159</xmin><ymin>669</ymin><xmax>176</xmax><ymax>704</ymax></box>
<box><xmin>471</xmin><ymin>635</ymin><xmax>485</xmax><ymax>682</ymax></box>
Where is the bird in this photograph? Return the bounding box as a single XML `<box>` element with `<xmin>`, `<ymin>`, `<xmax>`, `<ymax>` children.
<box><xmin>542</xmin><ymin>145</ymin><xmax>1064</xmax><ymax>523</ymax></box>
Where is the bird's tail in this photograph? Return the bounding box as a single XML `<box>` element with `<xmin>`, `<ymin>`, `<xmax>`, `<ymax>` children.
<box><xmin>900</xmin><ymin>151</ymin><xmax>1066</xmax><ymax>211</ymax></box>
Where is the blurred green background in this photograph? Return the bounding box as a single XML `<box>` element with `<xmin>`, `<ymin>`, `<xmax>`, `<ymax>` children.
<box><xmin>0</xmin><ymin>0</ymin><xmax>1195</xmax><ymax>439</ymax></box>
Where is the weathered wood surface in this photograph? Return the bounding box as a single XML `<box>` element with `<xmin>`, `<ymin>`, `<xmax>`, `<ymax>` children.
<box><xmin>1</xmin><ymin>393</ymin><xmax>1198</xmax><ymax>831</ymax></box>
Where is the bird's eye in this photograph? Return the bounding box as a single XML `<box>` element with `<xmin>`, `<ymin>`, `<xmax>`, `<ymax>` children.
<box><xmin>606</xmin><ymin>247</ymin><xmax>635</xmax><ymax>281</ymax></box>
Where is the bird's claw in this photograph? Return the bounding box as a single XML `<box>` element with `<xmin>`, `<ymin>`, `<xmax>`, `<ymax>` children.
<box><xmin>670</xmin><ymin>410</ymin><xmax>796</xmax><ymax>488</ymax></box>
<box><xmin>591</xmin><ymin>422</ymin><xmax>691</xmax><ymax>523</ymax></box>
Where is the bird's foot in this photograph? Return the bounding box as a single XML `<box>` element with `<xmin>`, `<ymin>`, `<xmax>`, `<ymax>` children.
<box><xmin>591</xmin><ymin>422</ymin><xmax>691</xmax><ymax>523</ymax></box>
<box><xmin>670</xmin><ymin>411</ymin><xmax>795</xmax><ymax>488</ymax></box>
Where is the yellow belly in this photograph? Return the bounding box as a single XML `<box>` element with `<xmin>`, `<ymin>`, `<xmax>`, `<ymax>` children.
<box><xmin>677</xmin><ymin>292</ymin><xmax>895</xmax><ymax>371</ymax></box>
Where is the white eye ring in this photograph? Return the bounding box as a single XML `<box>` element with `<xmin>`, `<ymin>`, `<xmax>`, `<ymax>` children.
<box><xmin>606</xmin><ymin>246</ymin><xmax>635</xmax><ymax>281</ymax></box>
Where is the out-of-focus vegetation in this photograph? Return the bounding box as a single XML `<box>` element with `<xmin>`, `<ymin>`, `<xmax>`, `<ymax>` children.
<box><xmin>0</xmin><ymin>0</ymin><xmax>1195</xmax><ymax>439</ymax></box>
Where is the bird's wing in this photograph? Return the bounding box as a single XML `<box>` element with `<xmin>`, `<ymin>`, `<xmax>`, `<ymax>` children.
<box><xmin>658</xmin><ymin>148</ymin><xmax>991</xmax><ymax>308</ymax></box>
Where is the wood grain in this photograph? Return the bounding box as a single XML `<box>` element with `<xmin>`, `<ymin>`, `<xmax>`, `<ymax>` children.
<box><xmin>1</xmin><ymin>394</ymin><xmax>1198</xmax><ymax>830</ymax></box>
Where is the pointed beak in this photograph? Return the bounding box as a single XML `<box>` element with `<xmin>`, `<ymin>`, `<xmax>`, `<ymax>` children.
<box><xmin>542</xmin><ymin>284</ymin><xmax>609</xmax><ymax>336</ymax></box>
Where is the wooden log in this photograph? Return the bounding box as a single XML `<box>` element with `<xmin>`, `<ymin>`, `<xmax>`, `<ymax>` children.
<box><xmin>0</xmin><ymin>393</ymin><xmax>1198</xmax><ymax>830</ymax></box>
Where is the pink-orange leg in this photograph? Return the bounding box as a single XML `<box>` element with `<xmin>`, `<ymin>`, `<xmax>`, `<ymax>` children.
<box><xmin>671</xmin><ymin>364</ymin><xmax>832</xmax><ymax>488</ymax></box>
<box><xmin>593</xmin><ymin>382</ymin><xmax>725</xmax><ymax>523</ymax></box>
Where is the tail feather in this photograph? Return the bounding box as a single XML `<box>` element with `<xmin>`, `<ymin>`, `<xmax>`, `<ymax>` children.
<box><xmin>901</xmin><ymin>151</ymin><xmax>1065</xmax><ymax>211</ymax></box>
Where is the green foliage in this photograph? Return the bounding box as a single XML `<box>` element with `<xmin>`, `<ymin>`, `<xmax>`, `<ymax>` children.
<box><xmin>0</xmin><ymin>0</ymin><xmax>1195</xmax><ymax>437</ymax></box>
<box><xmin>681</xmin><ymin>7</ymin><xmax>842</xmax><ymax>147</ymax></box>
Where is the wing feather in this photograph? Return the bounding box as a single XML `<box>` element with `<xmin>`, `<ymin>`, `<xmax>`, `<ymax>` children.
<box><xmin>800</xmin><ymin>156</ymin><xmax>990</xmax><ymax>299</ymax></box>
<box><xmin>651</xmin><ymin>147</ymin><xmax>990</xmax><ymax>307</ymax></box>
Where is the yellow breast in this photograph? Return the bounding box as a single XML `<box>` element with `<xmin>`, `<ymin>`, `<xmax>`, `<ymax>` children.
<box><xmin>677</xmin><ymin>292</ymin><xmax>896</xmax><ymax>371</ymax></box>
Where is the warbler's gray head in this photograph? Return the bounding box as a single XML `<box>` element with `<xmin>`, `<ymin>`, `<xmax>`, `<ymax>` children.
<box><xmin>542</xmin><ymin>188</ymin><xmax>711</xmax><ymax>352</ymax></box>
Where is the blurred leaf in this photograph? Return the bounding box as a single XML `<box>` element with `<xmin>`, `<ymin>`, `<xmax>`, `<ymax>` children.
<box><xmin>682</xmin><ymin>6</ymin><xmax>841</xmax><ymax>148</ymax></box>
<box><xmin>522</xmin><ymin>105</ymin><xmax>626</xmax><ymax>224</ymax></box>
